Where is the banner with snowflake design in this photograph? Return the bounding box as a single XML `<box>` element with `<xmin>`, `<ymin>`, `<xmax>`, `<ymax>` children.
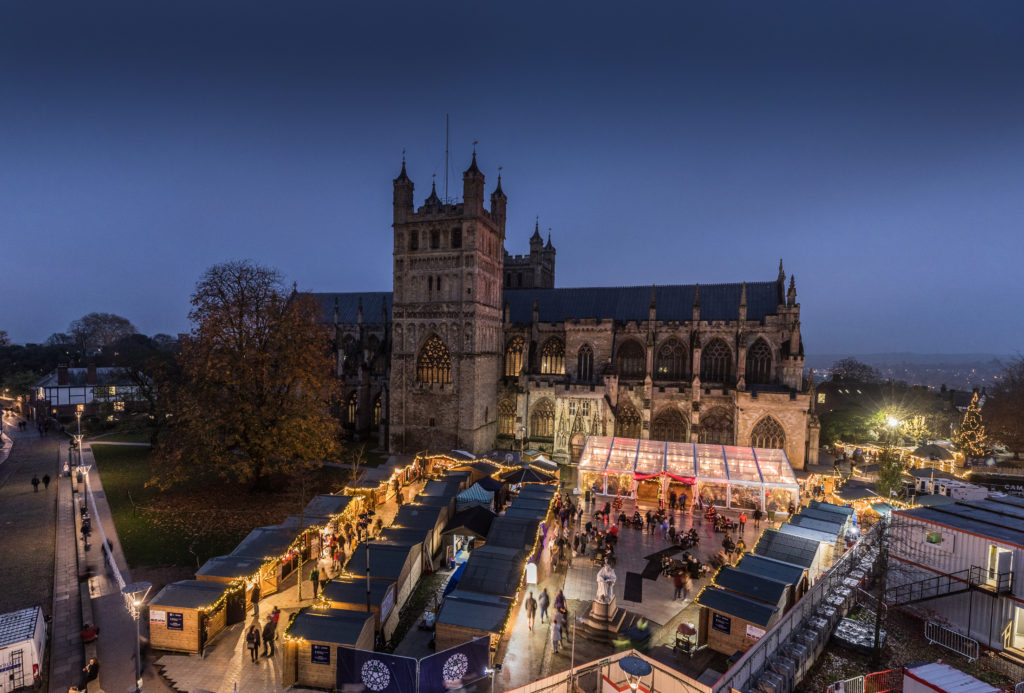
<box><xmin>418</xmin><ymin>636</ymin><xmax>490</xmax><ymax>693</ymax></box>
<box><xmin>337</xmin><ymin>647</ymin><xmax>416</xmax><ymax>693</ymax></box>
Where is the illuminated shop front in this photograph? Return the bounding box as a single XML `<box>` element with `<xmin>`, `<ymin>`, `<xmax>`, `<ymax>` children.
<box><xmin>577</xmin><ymin>436</ymin><xmax>800</xmax><ymax>513</ymax></box>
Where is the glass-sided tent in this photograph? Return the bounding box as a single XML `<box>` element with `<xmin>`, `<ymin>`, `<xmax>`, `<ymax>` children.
<box><xmin>578</xmin><ymin>436</ymin><xmax>799</xmax><ymax>513</ymax></box>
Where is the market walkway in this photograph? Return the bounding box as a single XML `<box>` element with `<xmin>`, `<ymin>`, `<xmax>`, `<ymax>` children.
<box><xmin>155</xmin><ymin>479</ymin><xmax>425</xmax><ymax>693</ymax></box>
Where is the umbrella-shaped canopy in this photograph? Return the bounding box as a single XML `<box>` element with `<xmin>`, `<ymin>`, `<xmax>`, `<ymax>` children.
<box><xmin>499</xmin><ymin>466</ymin><xmax>555</xmax><ymax>485</ymax></box>
<box><xmin>913</xmin><ymin>444</ymin><xmax>954</xmax><ymax>461</ymax></box>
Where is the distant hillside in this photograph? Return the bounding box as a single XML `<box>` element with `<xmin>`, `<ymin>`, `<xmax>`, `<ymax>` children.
<box><xmin>806</xmin><ymin>353</ymin><xmax>1015</xmax><ymax>390</ymax></box>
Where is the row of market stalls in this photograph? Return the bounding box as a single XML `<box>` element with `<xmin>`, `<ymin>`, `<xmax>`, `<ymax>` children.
<box><xmin>578</xmin><ymin>437</ymin><xmax>801</xmax><ymax>513</ymax></box>
<box><xmin>696</xmin><ymin>501</ymin><xmax>855</xmax><ymax>657</ymax></box>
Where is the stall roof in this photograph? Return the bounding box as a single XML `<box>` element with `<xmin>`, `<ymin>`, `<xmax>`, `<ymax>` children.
<box><xmin>789</xmin><ymin>514</ymin><xmax>844</xmax><ymax>537</ymax></box>
<box><xmin>834</xmin><ymin>481</ymin><xmax>881</xmax><ymax>501</ymax></box>
<box><xmin>421</xmin><ymin>479</ymin><xmax>462</xmax><ymax>498</ymax></box>
<box><xmin>696</xmin><ymin>586</ymin><xmax>778</xmax><ymax>627</ymax></box>
<box><xmin>454</xmin><ymin>461</ymin><xmax>502</xmax><ymax>477</ymax></box>
<box><xmin>486</xmin><ymin>516</ymin><xmax>539</xmax><ymax>549</ymax></box>
<box><xmin>393</xmin><ymin>504</ymin><xmax>445</xmax><ymax>530</ymax></box>
<box><xmin>754</xmin><ymin>530</ymin><xmax>821</xmax><ymax>569</ymax></box>
<box><xmin>376</xmin><ymin>527</ymin><xmax>429</xmax><ymax>546</ymax></box>
<box><xmin>346</xmin><ymin>544</ymin><xmax>417</xmax><ymax>580</ymax></box>
<box><xmin>322</xmin><ymin>578</ymin><xmax>394</xmax><ymax>607</ymax></box>
<box><xmin>459</xmin><ymin>546</ymin><xmax>525</xmax><ymax>595</ymax></box>
<box><xmin>286</xmin><ymin>608</ymin><xmax>373</xmax><ymax>645</ymax></box>
<box><xmin>515</xmin><ymin>485</ymin><xmax>555</xmax><ymax>501</ymax></box>
<box><xmin>504</xmin><ymin>506</ymin><xmax>549</xmax><ymax>520</ymax></box>
<box><xmin>196</xmin><ymin>555</ymin><xmax>266</xmax><ymax>579</ymax></box>
<box><xmin>437</xmin><ymin>590</ymin><xmax>512</xmax><ymax>633</ymax></box>
<box><xmin>151</xmin><ymin>580</ymin><xmax>228</xmax><ymax>610</ymax></box>
<box><xmin>231</xmin><ymin>526</ymin><xmax>297</xmax><ymax>560</ymax></box>
<box><xmin>714</xmin><ymin>567</ymin><xmax>790</xmax><ymax>606</ymax></box>
<box><xmin>412</xmin><ymin>495</ymin><xmax>455</xmax><ymax>510</ymax></box>
<box><xmin>280</xmin><ymin>514</ymin><xmax>332</xmax><ymax>531</ymax></box>
<box><xmin>509</xmin><ymin>497</ymin><xmax>551</xmax><ymax>512</ymax></box>
<box><xmin>443</xmin><ymin>506</ymin><xmax>497</xmax><ymax>539</ymax></box>
<box><xmin>577</xmin><ymin>436</ymin><xmax>796</xmax><ymax>485</ymax></box>
<box><xmin>779</xmin><ymin>523</ymin><xmax>841</xmax><ymax>546</ymax></box>
<box><xmin>304</xmin><ymin>494</ymin><xmax>354</xmax><ymax>518</ymax></box>
<box><xmin>798</xmin><ymin>507</ymin><xmax>852</xmax><ymax>528</ymax></box>
<box><xmin>907</xmin><ymin>467</ymin><xmax>960</xmax><ymax>480</ymax></box>
<box><xmin>457</xmin><ymin>484</ymin><xmax>495</xmax><ymax>508</ymax></box>
<box><xmin>808</xmin><ymin>500</ymin><xmax>855</xmax><ymax>516</ymax></box>
<box><xmin>734</xmin><ymin>554</ymin><xmax>806</xmax><ymax>585</ymax></box>
<box><xmin>476</xmin><ymin>476</ymin><xmax>506</xmax><ymax>494</ymax></box>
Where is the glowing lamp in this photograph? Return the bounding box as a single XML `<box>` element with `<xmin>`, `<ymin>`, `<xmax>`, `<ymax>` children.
<box><xmin>618</xmin><ymin>655</ymin><xmax>652</xmax><ymax>691</ymax></box>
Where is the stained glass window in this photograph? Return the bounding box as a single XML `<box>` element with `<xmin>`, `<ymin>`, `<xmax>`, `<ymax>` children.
<box><xmin>416</xmin><ymin>335</ymin><xmax>451</xmax><ymax>384</ymax></box>
<box><xmin>655</xmin><ymin>339</ymin><xmax>686</xmax><ymax>380</ymax></box>
<box><xmin>504</xmin><ymin>336</ymin><xmax>524</xmax><ymax>377</ymax></box>
<box><xmin>540</xmin><ymin>338</ymin><xmax>565</xmax><ymax>375</ymax></box>
<box><xmin>750</xmin><ymin>416</ymin><xmax>785</xmax><ymax>449</ymax></box>
<box><xmin>746</xmin><ymin>338</ymin><xmax>773</xmax><ymax>385</ymax></box>
<box><xmin>652</xmin><ymin>407</ymin><xmax>688</xmax><ymax>442</ymax></box>
<box><xmin>498</xmin><ymin>399</ymin><xmax>516</xmax><ymax>436</ymax></box>
<box><xmin>700</xmin><ymin>339</ymin><xmax>732</xmax><ymax>383</ymax></box>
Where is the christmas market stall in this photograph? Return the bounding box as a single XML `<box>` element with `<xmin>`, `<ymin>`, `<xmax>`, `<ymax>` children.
<box><xmin>452</xmin><ymin>460</ymin><xmax>502</xmax><ymax>485</ymax></box>
<box><xmin>435</xmin><ymin>590</ymin><xmax>512</xmax><ymax>653</ymax></box>
<box><xmin>577</xmin><ymin>436</ymin><xmax>800</xmax><ymax>513</ymax></box>
<box><xmin>321</xmin><ymin>577</ymin><xmax>399</xmax><ymax>640</ymax></box>
<box><xmin>753</xmin><ymin>530</ymin><xmax>829</xmax><ymax>582</ymax></box>
<box><xmin>696</xmin><ymin>585</ymin><xmax>781</xmax><ymax>656</ymax></box>
<box><xmin>392</xmin><ymin>503</ymin><xmax>448</xmax><ymax>564</ymax></box>
<box><xmin>442</xmin><ymin>505</ymin><xmax>497</xmax><ymax>567</ymax></box>
<box><xmin>455</xmin><ymin>483</ymin><xmax>495</xmax><ymax>512</ymax></box>
<box><xmin>229</xmin><ymin>524</ymin><xmax>300</xmax><ymax>593</ymax></box>
<box><xmin>345</xmin><ymin>541</ymin><xmax>423</xmax><ymax>617</ymax></box>
<box><xmin>734</xmin><ymin>553</ymin><xmax>808</xmax><ymax>607</ymax></box>
<box><xmin>281</xmin><ymin>608</ymin><xmax>375</xmax><ymax>690</ymax></box>
<box><xmin>194</xmin><ymin>555</ymin><xmax>267</xmax><ymax>625</ymax></box>
<box><xmin>148</xmin><ymin>580</ymin><xmax>232</xmax><ymax>654</ymax></box>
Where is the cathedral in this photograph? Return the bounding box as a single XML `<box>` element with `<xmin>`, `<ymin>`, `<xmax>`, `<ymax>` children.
<box><xmin>314</xmin><ymin>153</ymin><xmax>819</xmax><ymax>475</ymax></box>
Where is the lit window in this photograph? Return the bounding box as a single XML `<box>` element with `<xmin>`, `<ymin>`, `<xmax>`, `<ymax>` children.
<box><xmin>530</xmin><ymin>399</ymin><xmax>555</xmax><ymax>437</ymax></box>
<box><xmin>925</xmin><ymin>531</ymin><xmax>943</xmax><ymax>545</ymax></box>
<box><xmin>416</xmin><ymin>335</ymin><xmax>451</xmax><ymax>384</ymax></box>
<box><xmin>113</xmin><ymin>401</ymin><xmax>125</xmax><ymax>412</ymax></box>
<box><xmin>498</xmin><ymin>400</ymin><xmax>516</xmax><ymax>436</ymax></box>
<box><xmin>540</xmin><ymin>338</ymin><xmax>565</xmax><ymax>375</ymax></box>
<box><xmin>817</xmin><ymin>393</ymin><xmax>826</xmax><ymax>404</ymax></box>
<box><xmin>504</xmin><ymin>337</ymin><xmax>524</xmax><ymax>377</ymax></box>
<box><xmin>655</xmin><ymin>339</ymin><xmax>686</xmax><ymax>380</ymax></box>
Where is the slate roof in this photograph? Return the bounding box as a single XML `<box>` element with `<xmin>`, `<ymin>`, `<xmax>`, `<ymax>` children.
<box><xmin>196</xmin><ymin>555</ymin><xmax>266</xmax><ymax>580</ymax></box>
<box><xmin>345</xmin><ymin>544</ymin><xmax>416</xmax><ymax>580</ymax></box>
<box><xmin>714</xmin><ymin>567</ymin><xmax>790</xmax><ymax>606</ymax></box>
<box><xmin>486</xmin><ymin>516</ymin><xmax>539</xmax><ymax>549</ymax></box>
<box><xmin>286</xmin><ymin>608</ymin><xmax>373</xmax><ymax>645</ymax></box>
<box><xmin>321</xmin><ymin>577</ymin><xmax>394</xmax><ymax>607</ymax></box>
<box><xmin>696</xmin><ymin>586</ymin><xmax>779</xmax><ymax>627</ymax></box>
<box><xmin>35</xmin><ymin>366</ymin><xmax>136</xmax><ymax>388</ymax></box>
<box><xmin>754</xmin><ymin>529</ymin><xmax>821</xmax><ymax>569</ymax></box>
<box><xmin>437</xmin><ymin>590</ymin><xmax>512</xmax><ymax>633</ymax></box>
<box><xmin>393</xmin><ymin>504</ymin><xmax>445</xmax><ymax>530</ymax></box>
<box><xmin>312</xmin><ymin>281</ymin><xmax>781</xmax><ymax>327</ymax></box>
<box><xmin>734</xmin><ymin>554</ymin><xmax>806</xmax><ymax>585</ymax></box>
<box><xmin>151</xmin><ymin>580</ymin><xmax>228</xmax><ymax>610</ymax></box>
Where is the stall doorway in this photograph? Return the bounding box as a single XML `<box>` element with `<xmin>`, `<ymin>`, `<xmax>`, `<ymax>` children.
<box><xmin>667</xmin><ymin>481</ymin><xmax>692</xmax><ymax>510</ymax></box>
<box><xmin>636</xmin><ymin>478</ymin><xmax>661</xmax><ymax>504</ymax></box>
<box><xmin>986</xmin><ymin>545</ymin><xmax>1012</xmax><ymax>588</ymax></box>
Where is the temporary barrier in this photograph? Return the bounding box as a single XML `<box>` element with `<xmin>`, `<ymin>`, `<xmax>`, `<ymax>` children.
<box><xmin>924</xmin><ymin>620</ymin><xmax>979</xmax><ymax>662</ymax></box>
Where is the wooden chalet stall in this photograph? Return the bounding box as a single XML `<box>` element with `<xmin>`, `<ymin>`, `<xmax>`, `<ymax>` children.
<box><xmin>696</xmin><ymin>586</ymin><xmax>781</xmax><ymax>656</ymax></box>
<box><xmin>282</xmin><ymin>608</ymin><xmax>375</xmax><ymax>690</ymax></box>
<box><xmin>452</xmin><ymin>460</ymin><xmax>503</xmax><ymax>486</ymax></box>
<box><xmin>321</xmin><ymin>577</ymin><xmax>399</xmax><ymax>640</ymax></box>
<box><xmin>435</xmin><ymin>590</ymin><xmax>511</xmax><ymax>653</ymax></box>
<box><xmin>345</xmin><ymin>541</ymin><xmax>422</xmax><ymax>617</ymax></box>
<box><xmin>392</xmin><ymin>503</ymin><xmax>448</xmax><ymax>565</ymax></box>
<box><xmin>194</xmin><ymin>555</ymin><xmax>267</xmax><ymax>625</ymax></box>
<box><xmin>148</xmin><ymin>580</ymin><xmax>231</xmax><ymax>654</ymax></box>
<box><xmin>734</xmin><ymin>554</ymin><xmax>808</xmax><ymax>608</ymax></box>
<box><xmin>229</xmin><ymin>525</ymin><xmax>298</xmax><ymax>596</ymax></box>
<box><xmin>754</xmin><ymin>530</ymin><xmax>830</xmax><ymax>583</ymax></box>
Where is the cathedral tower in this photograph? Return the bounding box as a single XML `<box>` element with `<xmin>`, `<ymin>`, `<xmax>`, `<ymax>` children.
<box><xmin>389</xmin><ymin>153</ymin><xmax>506</xmax><ymax>453</ymax></box>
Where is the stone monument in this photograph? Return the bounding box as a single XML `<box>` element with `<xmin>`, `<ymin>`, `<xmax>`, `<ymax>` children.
<box><xmin>585</xmin><ymin>562</ymin><xmax>623</xmax><ymax>633</ymax></box>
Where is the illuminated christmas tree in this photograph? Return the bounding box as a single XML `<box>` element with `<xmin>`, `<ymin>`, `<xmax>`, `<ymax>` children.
<box><xmin>953</xmin><ymin>391</ymin><xmax>987</xmax><ymax>459</ymax></box>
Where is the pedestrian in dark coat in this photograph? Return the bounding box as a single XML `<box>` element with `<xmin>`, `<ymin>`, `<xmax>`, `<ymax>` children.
<box><xmin>538</xmin><ymin>588</ymin><xmax>550</xmax><ymax>623</ymax></box>
<box><xmin>31</xmin><ymin>475</ymin><xmax>40</xmax><ymax>492</ymax></box>
<box><xmin>250</xmin><ymin>583</ymin><xmax>261</xmax><ymax>619</ymax></box>
<box><xmin>524</xmin><ymin>591</ymin><xmax>537</xmax><ymax>630</ymax></box>
<box><xmin>262</xmin><ymin>616</ymin><xmax>277</xmax><ymax>657</ymax></box>
<box><xmin>42</xmin><ymin>474</ymin><xmax>51</xmax><ymax>490</ymax></box>
<box><xmin>80</xmin><ymin>657</ymin><xmax>100</xmax><ymax>688</ymax></box>
<box><xmin>245</xmin><ymin>624</ymin><xmax>261</xmax><ymax>663</ymax></box>
<box><xmin>309</xmin><ymin>566</ymin><xmax>320</xmax><ymax>598</ymax></box>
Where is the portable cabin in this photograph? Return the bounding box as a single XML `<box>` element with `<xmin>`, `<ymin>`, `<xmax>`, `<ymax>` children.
<box><xmin>321</xmin><ymin>578</ymin><xmax>399</xmax><ymax>640</ymax></box>
<box><xmin>283</xmin><ymin>608</ymin><xmax>375</xmax><ymax>690</ymax></box>
<box><xmin>195</xmin><ymin>554</ymin><xmax>268</xmax><ymax>624</ymax></box>
<box><xmin>231</xmin><ymin>525</ymin><xmax>301</xmax><ymax>587</ymax></box>
<box><xmin>890</xmin><ymin>502</ymin><xmax>1024</xmax><ymax>651</ymax></box>
<box><xmin>435</xmin><ymin>589</ymin><xmax>512</xmax><ymax>652</ymax></box>
<box><xmin>345</xmin><ymin>542</ymin><xmax>422</xmax><ymax>616</ymax></box>
<box><xmin>734</xmin><ymin>553</ymin><xmax>807</xmax><ymax>607</ymax></box>
<box><xmin>754</xmin><ymin>530</ymin><xmax>829</xmax><ymax>582</ymax></box>
<box><xmin>903</xmin><ymin>662</ymin><xmax>999</xmax><ymax>693</ymax></box>
<box><xmin>696</xmin><ymin>586</ymin><xmax>781</xmax><ymax>656</ymax></box>
<box><xmin>0</xmin><ymin>606</ymin><xmax>46</xmax><ymax>692</ymax></box>
<box><xmin>393</xmin><ymin>504</ymin><xmax>447</xmax><ymax>563</ymax></box>
<box><xmin>149</xmin><ymin>580</ymin><xmax>231</xmax><ymax>654</ymax></box>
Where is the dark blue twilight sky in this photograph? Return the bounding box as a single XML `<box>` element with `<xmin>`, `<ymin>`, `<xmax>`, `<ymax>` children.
<box><xmin>1</xmin><ymin>1</ymin><xmax>1022</xmax><ymax>354</ymax></box>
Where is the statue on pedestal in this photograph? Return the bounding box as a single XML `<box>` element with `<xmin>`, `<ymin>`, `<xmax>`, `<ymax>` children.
<box><xmin>596</xmin><ymin>562</ymin><xmax>617</xmax><ymax>603</ymax></box>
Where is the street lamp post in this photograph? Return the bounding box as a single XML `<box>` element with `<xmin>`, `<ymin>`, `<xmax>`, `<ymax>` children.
<box><xmin>122</xmin><ymin>581</ymin><xmax>152</xmax><ymax>693</ymax></box>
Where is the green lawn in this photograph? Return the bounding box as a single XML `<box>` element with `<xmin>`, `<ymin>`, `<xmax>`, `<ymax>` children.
<box><xmin>90</xmin><ymin>430</ymin><xmax>153</xmax><ymax>444</ymax></box>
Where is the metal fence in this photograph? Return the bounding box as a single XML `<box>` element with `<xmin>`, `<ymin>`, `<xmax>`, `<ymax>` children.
<box><xmin>825</xmin><ymin>675</ymin><xmax>864</xmax><ymax>693</ymax></box>
<box><xmin>863</xmin><ymin>668</ymin><xmax>903</xmax><ymax>693</ymax></box>
<box><xmin>711</xmin><ymin>519</ymin><xmax>885</xmax><ymax>693</ymax></box>
<box><xmin>924</xmin><ymin>620</ymin><xmax>979</xmax><ymax>662</ymax></box>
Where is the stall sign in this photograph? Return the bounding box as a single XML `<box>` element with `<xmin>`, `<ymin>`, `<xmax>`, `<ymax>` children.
<box><xmin>167</xmin><ymin>612</ymin><xmax>184</xmax><ymax>630</ymax></box>
<box><xmin>711</xmin><ymin>613</ymin><xmax>731</xmax><ymax>634</ymax></box>
<box><xmin>150</xmin><ymin>610</ymin><xmax>166</xmax><ymax>624</ymax></box>
<box><xmin>311</xmin><ymin>644</ymin><xmax>331</xmax><ymax>665</ymax></box>
<box><xmin>746</xmin><ymin>624</ymin><xmax>766</xmax><ymax>641</ymax></box>
<box><xmin>381</xmin><ymin>584</ymin><xmax>396</xmax><ymax>621</ymax></box>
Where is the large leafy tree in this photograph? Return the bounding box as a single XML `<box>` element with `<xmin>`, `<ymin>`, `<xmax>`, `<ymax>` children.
<box><xmin>985</xmin><ymin>357</ymin><xmax>1024</xmax><ymax>459</ymax></box>
<box><xmin>952</xmin><ymin>391</ymin><xmax>987</xmax><ymax>460</ymax></box>
<box><xmin>830</xmin><ymin>357</ymin><xmax>883</xmax><ymax>383</ymax></box>
<box><xmin>155</xmin><ymin>261</ymin><xmax>340</xmax><ymax>488</ymax></box>
<box><xmin>69</xmin><ymin>312</ymin><xmax>137</xmax><ymax>352</ymax></box>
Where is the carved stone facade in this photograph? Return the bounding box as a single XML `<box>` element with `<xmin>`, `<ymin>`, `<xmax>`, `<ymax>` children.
<box><xmin>314</xmin><ymin>155</ymin><xmax>819</xmax><ymax>471</ymax></box>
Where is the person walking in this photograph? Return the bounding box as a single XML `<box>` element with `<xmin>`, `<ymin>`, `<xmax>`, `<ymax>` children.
<box><xmin>309</xmin><ymin>565</ymin><xmax>320</xmax><ymax>598</ymax></box>
<box><xmin>42</xmin><ymin>474</ymin><xmax>51</xmax><ymax>490</ymax></box>
<box><xmin>673</xmin><ymin>573</ymin><xmax>685</xmax><ymax>600</ymax></box>
<box><xmin>753</xmin><ymin>508</ymin><xmax>763</xmax><ymax>530</ymax></box>
<box><xmin>31</xmin><ymin>475</ymin><xmax>40</xmax><ymax>492</ymax></box>
<box><xmin>538</xmin><ymin>588</ymin><xmax>550</xmax><ymax>623</ymax></box>
<box><xmin>550</xmin><ymin>617</ymin><xmax>562</xmax><ymax>654</ymax></box>
<box><xmin>739</xmin><ymin>512</ymin><xmax>747</xmax><ymax>533</ymax></box>
<box><xmin>250</xmin><ymin>582</ymin><xmax>261</xmax><ymax>620</ymax></box>
<box><xmin>262</xmin><ymin>615</ymin><xmax>277</xmax><ymax>658</ymax></box>
<box><xmin>524</xmin><ymin>591</ymin><xmax>537</xmax><ymax>631</ymax></box>
<box><xmin>554</xmin><ymin>589</ymin><xmax>566</xmax><ymax>613</ymax></box>
<box><xmin>669</xmin><ymin>490</ymin><xmax>677</xmax><ymax>511</ymax></box>
<box><xmin>245</xmin><ymin>624</ymin><xmax>261</xmax><ymax>663</ymax></box>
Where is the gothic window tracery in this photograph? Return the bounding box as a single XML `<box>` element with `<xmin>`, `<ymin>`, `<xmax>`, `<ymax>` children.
<box><xmin>373</xmin><ymin>395</ymin><xmax>382</xmax><ymax>426</ymax></box>
<box><xmin>615</xmin><ymin>402</ymin><xmax>642</xmax><ymax>438</ymax></box>
<box><xmin>504</xmin><ymin>337</ymin><xmax>524</xmax><ymax>377</ymax></box>
<box><xmin>540</xmin><ymin>338</ymin><xmax>565</xmax><ymax>375</ymax></box>
<box><xmin>698</xmin><ymin>406</ymin><xmax>734</xmax><ymax>445</ymax></box>
<box><xmin>416</xmin><ymin>335</ymin><xmax>451</xmax><ymax>384</ymax></box>
<box><xmin>655</xmin><ymin>339</ymin><xmax>686</xmax><ymax>380</ymax></box>
<box><xmin>617</xmin><ymin>340</ymin><xmax>646</xmax><ymax>380</ymax></box>
<box><xmin>346</xmin><ymin>392</ymin><xmax>358</xmax><ymax>425</ymax></box>
<box><xmin>700</xmin><ymin>339</ymin><xmax>732</xmax><ymax>383</ymax></box>
<box><xmin>577</xmin><ymin>344</ymin><xmax>594</xmax><ymax>382</ymax></box>
<box><xmin>530</xmin><ymin>398</ymin><xmax>555</xmax><ymax>437</ymax></box>
<box><xmin>342</xmin><ymin>336</ymin><xmax>358</xmax><ymax>377</ymax></box>
<box><xmin>750</xmin><ymin>416</ymin><xmax>786</xmax><ymax>449</ymax></box>
<box><xmin>498</xmin><ymin>399</ymin><xmax>516</xmax><ymax>436</ymax></box>
<box><xmin>746</xmin><ymin>338</ymin><xmax>773</xmax><ymax>385</ymax></box>
<box><xmin>652</xmin><ymin>408</ymin><xmax>688</xmax><ymax>442</ymax></box>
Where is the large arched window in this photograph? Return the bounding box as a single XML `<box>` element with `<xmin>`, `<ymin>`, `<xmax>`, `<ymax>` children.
<box><xmin>577</xmin><ymin>344</ymin><xmax>594</xmax><ymax>382</ymax></box>
<box><xmin>615</xmin><ymin>402</ymin><xmax>642</xmax><ymax>439</ymax></box>
<box><xmin>652</xmin><ymin>408</ymin><xmax>688</xmax><ymax>442</ymax></box>
<box><xmin>416</xmin><ymin>335</ymin><xmax>451</xmax><ymax>384</ymax></box>
<box><xmin>655</xmin><ymin>339</ymin><xmax>687</xmax><ymax>381</ymax></box>
<box><xmin>504</xmin><ymin>336</ymin><xmax>524</xmax><ymax>377</ymax></box>
<box><xmin>698</xmin><ymin>406</ymin><xmax>734</xmax><ymax>445</ymax></box>
<box><xmin>617</xmin><ymin>340</ymin><xmax>646</xmax><ymax>380</ymax></box>
<box><xmin>700</xmin><ymin>339</ymin><xmax>732</xmax><ymax>383</ymax></box>
<box><xmin>540</xmin><ymin>338</ymin><xmax>565</xmax><ymax>375</ymax></box>
<box><xmin>347</xmin><ymin>392</ymin><xmax>358</xmax><ymax>425</ymax></box>
<box><xmin>530</xmin><ymin>398</ymin><xmax>556</xmax><ymax>437</ymax></box>
<box><xmin>498</xmin><ymin>399</ymin><xmax>516</xmax><ymax>436</ymax></box>
<box><xmin>746</xmin><ymin>338</ymin><xmax>773</xmax><ymax>385</ymax></box>
<box><xmin>342</xmin><ymin>335</ymin><xmax>358</xmax><ymax>376</ymax></box>
<box><xmin>750</xmin><ymin>416</ymin><xmax>786</xmax><ymax>449</ymax></box>
<box><xmin>373</xmin><ymin>395</ymin><xmax>382</xmax><ymax>426</ymax></box>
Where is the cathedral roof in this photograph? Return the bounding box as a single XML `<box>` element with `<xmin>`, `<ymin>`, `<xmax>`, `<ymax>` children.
<box><xmin>504</xmin><ymin>281</ymin><xmax>779</xmax><ymax>324</ymax></box>
<box><xmin>311</xmin><ymin>292</ymin><xmax>391</xmax><ymax>324</ymax></box>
